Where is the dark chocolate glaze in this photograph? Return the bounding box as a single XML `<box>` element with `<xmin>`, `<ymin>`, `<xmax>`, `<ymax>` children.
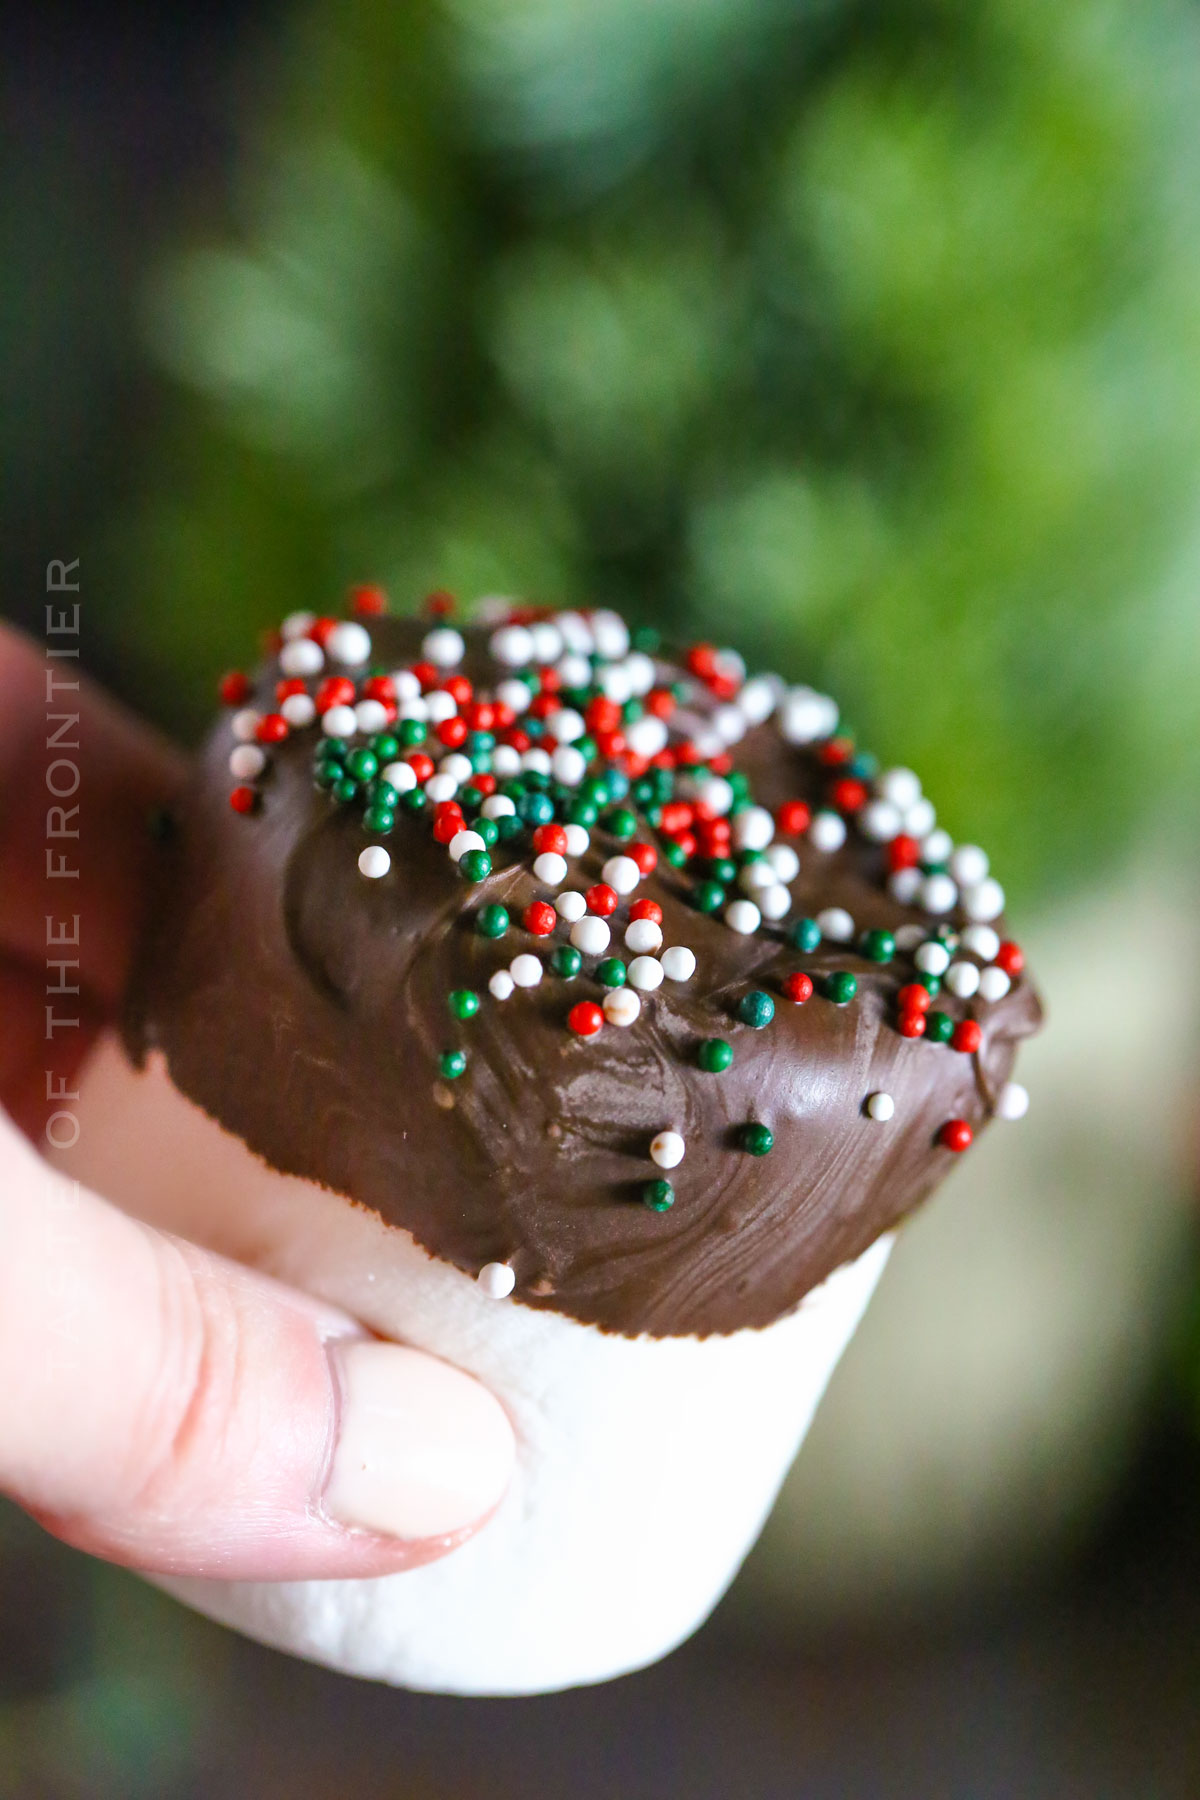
<box><xmin>123</xmin><ymin>614</ymin><xmax>1041</xmax><ymax>1338</ymax></box>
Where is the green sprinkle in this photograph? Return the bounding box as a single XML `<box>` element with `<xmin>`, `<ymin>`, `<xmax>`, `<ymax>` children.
<box><xmin>861</xmin><ymin>929</ymin><xmax>896</xmax><ymax>964</ymax></box>
<box><xmin>824</xmin><ymin>971</ymin><xmax>858</xmax><ymax>1005</ymax></box>
<box><xmin>791</xmin><ymin>918</ymin><xmax>822</xmax><ymax>953</ymax></box>
<box><xmin>476</xmin><ymin>903</ymin><xmax>510</xmax><ymax>939</ymax></box>
<box><xmin>346</xmin><ymin>748</ymin><xmax>379</xmax><ymax>782</ymax></box>
<box><xmin>363</xmin><ymin>805</ymin><xmax>395</xmax><ymax>835</ymax></box>
<box><xmin>642</xmin><ymin>1179</ymin><xmax>675</xmax><ymax>1212</ymax></box>
<box><xmin>449</xmin><ymin>989</ymin><xmax>480</xmax><ymax>1020</ymax></box>
<box><xmin>740</xmin><ymin>1122</ymin><xmax>774</xmax><ymax>1156</ymax></box>
<box><xmin>439</xmin><ymin>1049</ymin><xmax>467</xmax><ymax>1080</ymax></box>
<box><xmin>926</xmin><ymin>1010</ymin><xmax>954</xmax><ymax>1044</ymax></box>
<box><xmin>551</xmin><ymin>945</ymin><xmax>583</xmax><ymax>978</ymax></box>
<box><xmin>606</xmin><ymin>807</ymin><xmax>637</xmax><ymax>841</ymax></box>
<box><xmin>314</xmin><ymin>761</ymin><xmax>341</xmax><ymax>790</ymax></box>
<box><xmin>401</xmin><ymin>786</ymin><xmax>427</xmax><ymax>812</ymax></box>
<box><xmin>398</xmin><ymin>718</ymin><xmax>426</xmax><ymax>747</ymax></box>
<box><xmin>518</xmin><ymin>791</ymin><xmax>555</xmax><ymax>826</ymax></box>
<box><xmin>332</xmin><ymin>777</ymin><xmax>359</xmax><ymax>804</ymax></box>
<box><xmin>477</xmin><ymin>817</ymin><xmax>499</xmax><ymax>847</ymax></box>
<box><xmin>698</xmin><ymin>1038</ymin><xmax>734</xmax><ymax>1073</ymax></box>
<box><xmin>370</xmin><ymin>734</ymin><xmax>400</xmax><ymax>761</ymax></box>
<box><xmin>320</xmin><ymin>739</ymin><xmax>349</xmax><ymax>764</ymax></box>
<box><xmin>664</xmin><ymin>841</ymin><xmax>689</xmax><ymax>868</ymax></box>
<box><xmin>632</xmin><ymin>625</ymin><xmax>661</xmax><ymax>654</ymax></box>
<box><xmin>708</xmin><ymin>858</ymin><xmax>737</xmax><ymax>885</ymax></box>
<box><xmin>738</xmin><ymin>989</ymin><xmax>776</xmax><ymax>1029</ymax></box>
<box><xmin>596</xmin><ymin>957</ymin><xmax>627</xmax><ymax>988</ymax></box>
<box><xmin>459</xmin><ymin>849</ymin><xmax>492</xmax><ymax>882</ymax></box>
<box><xmin>693</xmin><ymin>881</ymin><xmax>726</xmax><ymax>914</ymax></box>
<box><xmin>918</xmin><ymin>972</ymin><xmax>942</xmax><ymax>997</ymax></box>
<box><xmin>568</xmin><ymin>799</ymin><xmax>599</xmax><ymax>827</ymax></box>
<box><xmin>459</xmin><ymin>785</ymin><xmax>484</xmax><ymax>811</ymax></box>
<box><xmin>496</xmin><ymin>813</ymin><xmax>524</xmax><ymax>842</ymax></box>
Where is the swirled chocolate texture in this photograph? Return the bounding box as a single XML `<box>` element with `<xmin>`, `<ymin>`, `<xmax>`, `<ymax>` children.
<box><xmin>123</xmin><ymin>611</ymin><xmax>1041</xmax><ymax>1338</ymax></box>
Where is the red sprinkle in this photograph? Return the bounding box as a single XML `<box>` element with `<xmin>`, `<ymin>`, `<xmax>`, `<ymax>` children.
<box><xmin>445</xmin><ymin>674</ymin><xmax>473</xmax><ymax>707</ymax></box>
<box><xmin>405</xmin><ymin>752</ymin><xmax>434</xmax><ymax>784</ymax></box>
<box><xmin>686</xmin><ymin>643</ymin><xmax>718</xmax><ymax>680</ymax></box>
<box><xmin>412</xmin><ymin>661</ymin><xmax>439</xmax><ymax>691</ymax></box>
<box><xmin>888</xmin><ymin>834</ymin><xmax>922</xmax><ymax>872</ymax></box>
<box><xmin>830</xmin><ymin>777</ymin><xmax>868</xmax><ymax>814</ymax></box>
<box><xmin>630</xmin><ymin>898</ymin><xmax>663</xmax><ymax>924</ymax></box>
<box><xmin>352</xmin><ymin>585</ymin><xmax>389</xmax><ymax>616</ymax></box>
<box><xmin>533</xmin><ymin>824</ymin><xmax>568</xmax><ymax>856</ymax></box>
<box><xmin>775</xmin><ymin>800</ymin><xmax>811</xmax><ymax>837</ymax></box>
<box><xmin>316</xmin><ymin>676</ymin><xmax>356</xmax><ymax>714</ymax></box>
<box><xmin>940</xmin><ymin>1119</ymin><xmax>973</xmax><ymax>1153</ymax></box>
<box><xmin>660</xmin><ymin>802</ymin><xmax>693</xmax><ymax>835</ymax></box>
<box><xmin>433</xmin><ymin>803</ymin><xmax>465</xmax><ymax>844</ymax></box>
<box><xmin>308</xmin><ymin>617</ymin><xmax>339</xmax><ymax>648</ymax></box>
<box><xmin>782</xmin><ymin>972</ymin><xmax>813</xmax><ymax>1005</ymax></box>
<box><xmin>629</xmin><ymin>842</ymin><xmax>658</xmax><ymax>876</ymax></box>
<box><xmin>524</xmin><ymin>901</ymin><xmax>557</xmax><ymax>937</ymax></box>
<box><xmin>362</xmin><ymin>675</ymin><xmax>397</xmax><ymax>706</ymax></box>
<box><xmin>435</xmin><ymin>716</ymin><xmax>469</xmax><ymax>750</ymax></box>
<box><xmin>568</xmin><ymin>1001</ymin><xmax>604</xmax><ymax>1038</ymax></box>
<box><xmin>645</xmin><ymin>688</ymin><xmax>675</xmax><ymax>719</ymax></box>
<box><xmin>898</xmin><ymin>983</ymin><xmax>933</xmax><ymax>1014</ymax></box>
<box><xmin>255</xmin><ymin>712</ymin><xmax>289</xmax><ymax>744</ymax></box>
<box><xmin>952</xmin><ymin>1019</ymin><xmax>982</xmax><ymax>1055</ymax></box>
<box><xmin>474</xmin><ymin>773</ymin><xmax>497</xmax><ymax>797</ymax></box>
<box><xmin>467</xmin><ymin>702</ymin><xmax>495</xmax><ymax>732</ymax></box>
<box><xmin>819</xmin><ymin>737</ymin><xmax>855</xmax><ymax>766</ymax></box>
<box><xmin>595</xmin><ymin>730</ymin><xmax>626</xmax><ymax>760</ymax></box>
<box><xmin>586</xmin><ymin>884</ymin><xmax>618</xmax><ymax>917</ymax></box>
<box><xmin>423</xmin><ymin>588</ymin><xmax>455</xmax><ymax>616</ymax></box>
<box><xmin>899</xmin><ymin>1012</ymin><xmax>927</xmax><ymax>1039</ymax></box>
<box><xmin>995</xmin><ymin>941</ymin><xmax>1024</xmax><ymax>977</ymax></box>
<box><xmin>229</xmin><ymin>785</ymin><xmax>257</xmax><ymax>815</ymax></box>
<box><xmin>219</xmin><ymin>671</ymin><xmax>252</xmax><ymax>707</ymax></box>
<box><xmin>276</xmin><ymin>678</ymin><xmax>306</xmax><ymax>701</ymax></box>
<box><xmin>585</xmin><ymin>697</ymin><xmax>621</xmax><ymax>735</ymax></box>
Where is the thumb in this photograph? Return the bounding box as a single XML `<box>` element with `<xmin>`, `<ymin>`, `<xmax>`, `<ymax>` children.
<box><xmin>0</xmin><ymin>1114</ymin><xmax>514</xmax><ymax>1580</ymax></box>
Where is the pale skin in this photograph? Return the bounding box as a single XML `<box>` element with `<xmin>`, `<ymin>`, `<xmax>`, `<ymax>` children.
<box><xmin>0</xmin><ymin>625</ymin><xmax>513</xmax><ymax>1581</ymax></box>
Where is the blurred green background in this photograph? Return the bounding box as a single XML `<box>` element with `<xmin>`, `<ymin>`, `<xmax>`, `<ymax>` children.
<box><xmin>5</xmin><ymin>0</ymin><xmax>1200</xmax><ymax>1793</ymax></box>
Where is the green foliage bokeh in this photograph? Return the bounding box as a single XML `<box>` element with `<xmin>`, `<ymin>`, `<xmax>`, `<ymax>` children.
<box><xmin>109</xmin><ymin>0</ymin><xmax>1200</xmax><ymax>902</ymax></box>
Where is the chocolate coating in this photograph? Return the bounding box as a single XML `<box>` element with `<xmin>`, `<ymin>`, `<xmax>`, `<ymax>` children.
<box><xmin>124</xmin><ymin>614</ymin><xmax>1041</xmax><ymax>1338</ymax></box>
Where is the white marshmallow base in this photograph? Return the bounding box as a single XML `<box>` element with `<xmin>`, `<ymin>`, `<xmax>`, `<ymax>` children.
<box><xmin>56</xmin><ymin>1035</ymin><xmax>891</xmax><ymax>1695</ymax></box>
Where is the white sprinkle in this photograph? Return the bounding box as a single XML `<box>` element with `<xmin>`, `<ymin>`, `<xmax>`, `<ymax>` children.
<box><xmin>625</xmin><ymin>919</ymin><xmax>663</xmax><ymax>954</ymax></box>
<box><xmin>866</xmin><ymin>1092</ymin><xmax>896</xmax><ymax>1122</ymax></box>
<box><xmin>625</xmin><ymin>715</ymin><xmax>669</xmax><ymax>759</ymax></box>
<box><xmin>510</xmin><ymin>953</ymin><xmax>544</xmax><ymax>988</ymax></box>
<box><xmin>859</xmin><ymin>799</ymin><xmax>902</xmax><ymax>843</ymax></box>
<box><xmin>903</xmin><ymin>797</ymin><xmax>937</xmax><ymax>838</ymax></box>
<box><xmin>557</xmin><ymin>653</ymin><xmax>592</xmax><ymax>689</ymax></box>
<box><xmin>780</xmin><ymin>685</ymin><xmax>838</xmax><ymax>744</ymax></box>
<box><xmin>960</xmin><ymin>924</ymin><xmax>1001</xmax><ymax>961</ymax></box>
<box><xmin>281</xmin><ymin>610</ymin><xmax>316</xmax><ymax>640</ymax></box>
<box><xmin>547</xmin><ymin>708</ymin><xmax>585</xmax><ymax>743</ymax></box>
<box><xmin>696</xmin><ymin>775</ymin><xmax>735</xmax><ymax>817</ymax></box>
<box><xmin>877</xmin><ymin>767</ymin><xmax>921</xmax><ymax>810</ymax></box>
<box><xmin>978</xmin><ymin>966</ymin><xmax>1012</xmax><ymax>1003</ymax></box>
<box><xmin>808</xmin><ymin>809</ymin><xmax>847</xmax><ymax>853</ymax></box>
<box><xmin>327</xmin><ymin>621</ymin><xmax>372</xmax><ymax>666</ymax></box>
<box><xmin>391</xmin><ymin>669</ymin><xmax>421</xmax><ymax>702</ymax></box>
<box><xmin>961</xmin><ymin>878</ymin><xmax>1005</xmax><ymax>922</ymax></box>
<box><xmin>478</xmin><ymin>1262</ymin><xmax>516</xmax><ymax>1299</ymax></box>
<box><xmin>480</xmin><ymin>794</ymin><xmax>515</xmax><ymax>819</ymax></box>
<box><xmin>563</xmin><ymin>823</ymin><xmax>590</xmax><ymax>857</ymax></box>
<box><xmin>920</xmin><ymin>873</ymin><xmax>959</xmax><ymax>915</ymax></box>
<box><xmin>602</xmin><ymin>855</ymin><xmax>641</xmax><ymax>895</ymax></box>
<box><xmin>358</xmin><ymin>846</ymin><xmax>390</xmax><ymax>880</ymax></box>
<box><xmin>599</xmin><ymin>663</ymin><xmax>634</xmax><ymax>705</ymax></box>
<box><xmin>921</xmin><ymin>827</ymin><xmax>954</xmax><ymax>866</ymax></box>
<box><xmin>603</xmin><ymin>987</ymin><xmax>641</xmax><ymax>1026</ymax></box>
<box><xmin>817</xmin><ymin>906</ymin><xmax>855</xmax><ymax>943</ymax></box>
<box><xmin>914</xmin><ymin>940</ymin><xmax>951</xmax><ymax>976</ymax></box>
<box><xmin>489</xmin><ymin>970</ymin><xmax>515</xmax><ymax>1001</ymax></box>
<box><xmin>625</xmin><ymin>651</ymin><xmax>657</xmax><ymax>695</ymax></box>
<box><xmin>591</xmin><ymin>610</ymin><xmax>630</xmax><ymax>659</ymax></box>
<box><xmin>660</xmin><ymin>945</ymin><xmax>697</xmax><ymax>982</ymax></box>
<box><xmin>765</xmin><ymin>843</ymin><xmax>800</xmax><ymax>883</ymax></box>
<box><xmin>231</xmin><ymin>708</ymin><xmax>262</xmax><ymax>742</ymax></box>
<box><xmin>279</xmin><ymin>637</ymin><xmax>324</xmax><ymax>678</ymax></box>
<box><xmin>321</xmin><ymin>705</ymin><xmax>357</xmax><ymax>738</ymax></box>
<box><xmin>437</xmin><ymin>753</ymin><xmax>471</xmax><ymax>785</ymax></box>
<box><xmin>894</xmin><ymin>923</ymin><xmax>927</xmax><ymax>951</ymax></box>
<box><xmin>530</xmin><ymin>621</ymin><xmax>563</xmax><ymax>664</ymax></box>
<box><xmin>281</xmin><ymin>693</ymin><xmax>316</xmax><ymax>728</ymax></box>
<box><xmin>229</xmin><ymin>744</ymin><xmax>266</xmax><ymax>779</ymax></box>
<box><xmin>425</xmin><ymin>773</ymin><xmax>460</xmax><ymax>804</ymax></box>
<box><xmin>758</xmin><ymin>883</ymin><xmax>792</xmax><ymax>921</ymax></box>
<box><xmin>738</xmin><ymin>860</ymin><xmax>776</xmax><ymax>893</ymax></box>
<box><xmin>490</xmin><ymin>624</ymin><xmax>535</xmax><ymax>666</ymax></box>
<box><xmin>422</xmin><ymin>627</ymin><xmax>465</xmax><ymax>667</ymax></box>
<box><xmin>491</xmin><ymin>744</ymin><xmax>522</xmax><ymax>778</ymax></box>
<box><xmin>731</xmin><ymin>805</ymin><xmax>774</xmax><ymax>852</ymax></box>
<box><xmin>738</xmin><ymin>674</ymin><xmax>779</xmax><ymax>725</ymax></box>
<box><xmin>950</xmin><ymin>844</ymin><xmax>990</xmax><ymax>886</ymax></box>
<box><xmin>533</xmin><ymin>851</ymin><xmax>568</xmax><ymax>886</ymax></box>
<box><xmin>556</xmin><ymin>889</ymin><xmax>587</xmax><ymax>923</ymax></box>
<box><xmin>397</xmin><ymin>697</ymin><xmax>428</xmax><ymax>723</ymax></box>
<box><xmin>552</xmin><ymin>745</ymin><xmax>587</xmax><ymax>787</ymax></box>
<box><xmin>355</xmin><ymin>699</ymin><xmax>390</xmax><ymax>735</ymax></box>
<box><xmin>996</xmin><ymin>1081</ymin><xmax>1030</xmax><ymax>1121</ymax></box>
<box><xmin>945</xmin><ymin>960</ymin><xmax>981</xmax><ymax>999</ymax></box>
<box><xmin>571</xmin><ymin>916</ymin><xmax>611</xmax><ymax>955</ymax></box>
<box><xmin>556</xmin><ymin>612</ymin><xmax>594</xmax><ymax>655</ymax></box>
<box><xmin>889</xmin><ymin>869</ymin><xmax>923</xmax><ymax>904</ymax></box>
<box><xmin>713</xmin><ymin>703</ymin><xmax>747</xmax><ymax>746</ymax></box>
<box><xmin>380</xmin><ymin>760</ymin><xmax>417</xmax><ymax>793</ymax></box>
<box><xmin>650</xmin><ymin>1130</ymin><xmax>686</xmax><ymax>1170</ymax></box>
<box><xmin>724</xmin><ymin>899</ymin><xmax>761</xmax><ymax>935</ymax></box>
<box><xmin>448</xmin><ymin>829</ymin><xmax>485</xmax><ymax>862</ymax></box>
<box><xmin>522</xmin><ymin>747</ymin><xmax>553</xmax><ymax>777</ymax></box>
<box><xmin>424</xmin><ymin>689</ymin><xmax>458</xmax><ymax>725</ymax></box>
<box><xmin>495</xmin><ymin>678</ymin><xmax>533</xmax><ymax>714</ymax></box>
<box><xmin>628</xmin><ymin>955</ymin><xmax>665</xmax><ymax>991</ymax></box>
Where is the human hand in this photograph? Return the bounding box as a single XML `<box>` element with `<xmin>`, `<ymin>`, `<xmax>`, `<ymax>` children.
<box><xmin>0</xmin><ymin>623</ymin><xmax>513</xmax><ymax>1581</ymax></box>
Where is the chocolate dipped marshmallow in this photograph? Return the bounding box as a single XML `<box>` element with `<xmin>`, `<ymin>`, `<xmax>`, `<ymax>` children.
<box><xmin>59</xmin><ymin>592</ymin><xmax>1040</xmax><ymax>1692</ymax></box>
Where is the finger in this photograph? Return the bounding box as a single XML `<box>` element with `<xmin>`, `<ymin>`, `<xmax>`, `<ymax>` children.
<box><xmin>0</xmin><ymin>623</ymin><xmax>185</xmax><ymax>1012</ymax></box>
<box><xmin>0</xmin><ymin>1115</ymin><xmax>515</xmax><ymax>1580</ymax></box>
